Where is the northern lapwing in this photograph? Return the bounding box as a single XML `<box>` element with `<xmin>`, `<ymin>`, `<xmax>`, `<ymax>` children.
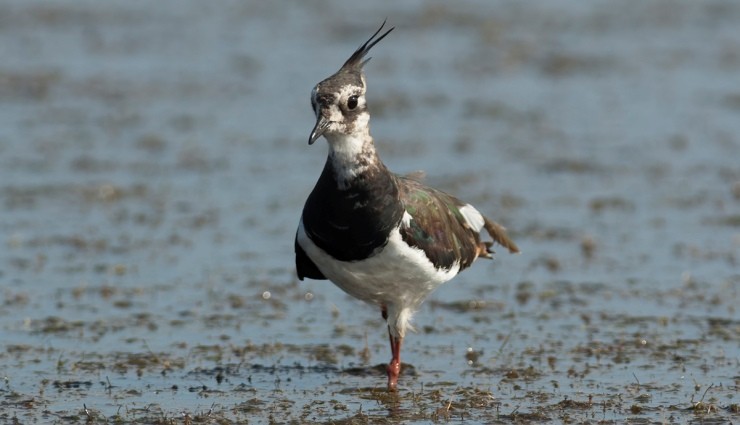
<box><xmin>295</xmin><ymin>21</ymin><xmax>519</xmax><ymax>391</ymax></box>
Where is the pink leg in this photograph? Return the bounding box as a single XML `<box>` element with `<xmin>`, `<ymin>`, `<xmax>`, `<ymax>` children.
<box><xmin>386</xmin><ymin>330</ymin><xmax>402</xmax><ymax>391</ymax></box>
<box><xmin>381</xmin><ymin>307</ymin><xmax>402</xmax><ymax>391</ymax></box>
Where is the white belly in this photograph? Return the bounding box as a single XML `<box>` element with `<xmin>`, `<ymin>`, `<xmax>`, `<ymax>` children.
<box><xmin>297</xmin><ymin>218</ymin><xmax>460</xmax><ymax>336</ymax></box>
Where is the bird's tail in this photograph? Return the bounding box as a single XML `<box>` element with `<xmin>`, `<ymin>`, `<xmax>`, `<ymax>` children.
<box><xmin>480</xmin><ymin>216</ymin><xmax>520</xmax><ymax>257</ymax></box>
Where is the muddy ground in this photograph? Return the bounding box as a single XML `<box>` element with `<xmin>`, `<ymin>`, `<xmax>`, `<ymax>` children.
<box><xmin>1</xmin><ymin>1</ymin><xmax>738</xmax><ymax>423</ymax></box>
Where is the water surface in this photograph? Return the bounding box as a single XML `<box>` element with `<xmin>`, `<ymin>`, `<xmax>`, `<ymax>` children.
<box><xmin>1</xmin><ymin>1</ymin><xmax>738</xmax><ymax>423</ymax></box>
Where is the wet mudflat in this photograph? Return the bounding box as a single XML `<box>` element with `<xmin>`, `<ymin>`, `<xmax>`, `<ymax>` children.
<box><xmin>1</xmin><ymin>1</ymin><xmax>738</xmax><ymax>423</ymax></box>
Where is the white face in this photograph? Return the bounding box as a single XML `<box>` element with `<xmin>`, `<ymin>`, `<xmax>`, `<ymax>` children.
<box><xmin>311</xmin><ymin>78</ymin><xmax>368</xmax><ymax>138</ymax></box>
<box><xmin>309</xmin><ymin>75</ymin><xmax>375</xmax><ymax>185</ymax></box>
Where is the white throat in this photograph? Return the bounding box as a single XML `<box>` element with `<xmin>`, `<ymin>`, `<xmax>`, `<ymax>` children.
<box><xmin>324</xmin><ymin>113</ymin><xmax>377</xmax><ymax>189</ymax></box>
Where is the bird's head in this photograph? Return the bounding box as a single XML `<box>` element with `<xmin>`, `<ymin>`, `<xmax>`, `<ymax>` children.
<box><xmin>308</xmin><ymin>21</ymin><xmax>394</xmax><ymax>145</ymax></box>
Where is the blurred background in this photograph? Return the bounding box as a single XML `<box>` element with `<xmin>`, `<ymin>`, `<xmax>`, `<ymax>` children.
<box><xmin>1</xmin><ymin>0</ymin><xmax>738</xmax><ymax>422</ymax></box>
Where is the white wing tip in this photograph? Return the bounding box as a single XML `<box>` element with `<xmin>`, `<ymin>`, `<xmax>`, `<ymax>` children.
<box><xmin>459</xmin><ymin>204</ymin><xmax>485</xmax><ymax>232</ymax></box>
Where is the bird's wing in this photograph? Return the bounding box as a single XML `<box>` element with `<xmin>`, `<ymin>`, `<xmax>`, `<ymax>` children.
<box><xmin>396</xmin><ymin>176</ymin><xmax>518</xmax><ymax>272</ymax></box>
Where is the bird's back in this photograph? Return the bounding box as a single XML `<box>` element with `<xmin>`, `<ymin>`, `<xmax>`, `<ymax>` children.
<box><xmin>396</xmin><ymin>175</ymin><xmax>486</xmax><ymax>272</ymax></box>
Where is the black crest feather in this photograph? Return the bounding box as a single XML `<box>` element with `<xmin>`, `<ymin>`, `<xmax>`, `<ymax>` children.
<box><xmin>341</xmin><ymin>20</ymin><xmax>394</xmax><ymax>71</ymax></box>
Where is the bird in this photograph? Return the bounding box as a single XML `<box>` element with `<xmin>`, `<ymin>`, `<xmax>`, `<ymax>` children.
<box><xmin>295</xmin><ymin>21</ymin><xmax>519</xmax><ymax>391</ymax></box>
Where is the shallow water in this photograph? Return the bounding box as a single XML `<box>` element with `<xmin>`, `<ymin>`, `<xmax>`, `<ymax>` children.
<box><xmin>1</xmin><ymin>1</ymin><xmax>738</xmax><ymax>423</ymax></box>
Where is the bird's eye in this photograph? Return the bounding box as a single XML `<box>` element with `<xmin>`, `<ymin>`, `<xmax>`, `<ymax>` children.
<box><xmin>347</xmin><ymin>95</ymin><xmax>359</xmax><ymax>110</ymax></box>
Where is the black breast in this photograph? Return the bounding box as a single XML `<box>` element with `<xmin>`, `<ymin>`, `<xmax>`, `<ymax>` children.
<box><xmin>301</xmin><ymin>161</ymin><xmax>404</xmax><ymax>262</ymax></box>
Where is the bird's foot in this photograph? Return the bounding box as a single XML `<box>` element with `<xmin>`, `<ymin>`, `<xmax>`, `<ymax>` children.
<box><xmin>386</xmin><ymin>360</ymin><xmax>400</xmax><ymax>391</ymax></box>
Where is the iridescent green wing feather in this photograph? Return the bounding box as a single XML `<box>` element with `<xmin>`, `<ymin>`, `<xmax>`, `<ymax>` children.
<box><xmin>396</xmin><ymin>176</ymin><xmax>482</xmax><ymax>270</ymax></box>
<box><xmin>397</xmin><ymin>175</ymin><xmax>519</xmax><ymax>271</ymax></box>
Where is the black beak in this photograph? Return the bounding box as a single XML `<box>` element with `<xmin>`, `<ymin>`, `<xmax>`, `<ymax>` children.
<box><xmin>308</xmin><ymin>115</ymin><xmax>330</xmax><ymax>145</ymax></box>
